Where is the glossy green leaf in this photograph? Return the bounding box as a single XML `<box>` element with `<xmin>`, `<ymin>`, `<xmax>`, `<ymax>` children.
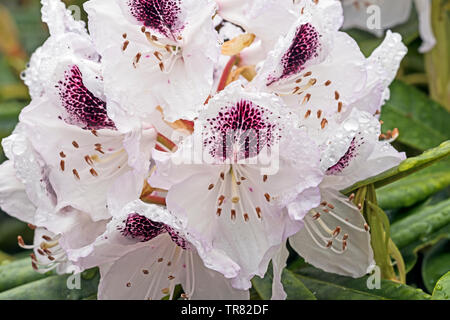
<box><xmin>377</xmin><ymin>159</ymin><xmax>450</xmax><ymax>209</ymax></box>
<box><xmin>0</xmin><ymin>268</ymin><xmax>100</xmax><ymax>300</ymax></box>
<box><xmin>0</xmin><ymin>257</ymin><xmax>50</xmax><ymax>292</ymax></box>
<box><xmin>391</xmin><ymin>199</ymin><xmax>450</xmax><ymax>272</ymax></box>
<box><xmin>252</xmin><ymin>267</ymin><xmax>316</xmax><ymax>300</ymax></box>
<box><xmin>422</xmin><ymin>240</ymin><xmax>450</xmax><ymax>293</ymax></box>
<box><xmin>342</xmin><ymin>140</ymin><xmax>450</xmax><ymax>195</ymax></box>
<box><xmin>380</xmin><ymin>81</ymin><xmax>450</xmax><ymax>151</ymax></box>
<box><xmin>432</xmin><ymin>272</ymin><xmax>450</xmax><ymax>300</ymax></box>
<box><xmin>294</xmin><ymin>267</ymin><xmax>430</xmax><ymax>300</ymax></box>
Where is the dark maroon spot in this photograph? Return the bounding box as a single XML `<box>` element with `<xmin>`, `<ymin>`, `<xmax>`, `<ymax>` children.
<box><xmin>120</xmin><ymin>213</ymin><xmax>166</xmax><ymax>242</ymax></box>
<box><xmin>166</xmin><ymin>226</ymin><xmax>191</xmax><ymax>250</ymax></box>
<box><xmin>205</xmin><ymin>99</ymin><xmax>279</xmax><ymax>161</ymax></box>
<box><xmin>57</xmin><ymin>65</ymin><xmax>116</xmax><ymax>130</ymax></box>
<box><xmin>326</xmin><ymin>137</ymin><xmax>359</xmax><ymax>175</ymax></box>
<box><xmin>127</xmin><ymin>0</ymin><xmax>184</xmax><ymax>39</ymax></box>
<box><xmin>267</xmin><ymin>23</ymin><xmax>320</xmax><ymax>85</ymax></box>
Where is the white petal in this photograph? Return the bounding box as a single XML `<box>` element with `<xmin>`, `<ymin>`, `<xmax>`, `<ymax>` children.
<box><xmin>289</xmin><ymin>188</ymin><xmax>375</xmax><ymax>277</ymax></box>
<box><xmin>270</xmin><ymin>242</ymin><xmax>289</xmax><ymax>300</ymax></box>
<box><xmin>414</xmin><ymin>0</ymin><xmax>436</xmax><ymax>53</ymax></box>
<box><xmin>0</xmin><ymin>160</ymin><xmax>36</xmax><ymax>224</ymax></box>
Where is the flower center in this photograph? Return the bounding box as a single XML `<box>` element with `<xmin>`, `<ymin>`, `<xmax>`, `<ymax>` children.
<box><xmin>267</xmin><ymin>23</ymin><xmax>320</xmax><ymax>86</ymax></box>
<box><xmin>127</xmin><ymin>0</ymin><xmax>184</xmax><ymax>39</ymax></box>
<box><xmin>204</xmin><ymin>99</ymin><xmax>278</xmax><ymax>162</ymax></box>
<box><xmin>121</xmin><ymin>213</ymin><xmax>167</xmax><ymax>242</ymax></box>
<box><xmin>57</xmin><ymin>65</ymin><xmax>116</xmax><ymax>130</ymax></box>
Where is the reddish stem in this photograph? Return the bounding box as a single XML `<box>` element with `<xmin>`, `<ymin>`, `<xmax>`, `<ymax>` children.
<box><xmin>217</xmin><ymin>55</ymin><xmax>239</xmax><ymax>92</ymax></box>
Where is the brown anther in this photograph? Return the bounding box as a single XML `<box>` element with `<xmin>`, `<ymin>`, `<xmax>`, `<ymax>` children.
<box><xmin>375</xmin><ymin>109</ymin><xmax>381</xmax><ymax>115</ymax></box>
<box><xmin>295</xmin><ymin>78</ymin><xmax>302</xmax><ymax>83</ymax></box>
<box><xmin>208</xmin><ymin>184</ymin><xmax>214</xmax><ymax>190</ymax></box>
<box><xmin>343</xmin><ymin>234</ymin><xmax>349</xmax><ymax>240</ymax></box>
<box><xmin>168</xmin><ymin>275</ymin><xmax>175</xmax><ymax>280</ymax></box>
<box><xmin>180</xmin><ymin>293</ymin><xmax>188</xmax><ymax>299</ymax></box>
<box><xmin>317</xmin><ymin>110</ymin><xmax>322</xmax><ymax>119</ymax></box>
<box><xmin>48</xmin><ymin>255</ymin><xmax>55</xmax><ymax>261</ymax></box>
<box><xmin>31</xmin><ymin>262</ymin><xmax>38</xmax><ymax>270</ymax></box>
<box><xmin>91</xmin><ymin>130</ymin><xmax>98</xmax><ymax>136</ymax></box>
<box><xmin>72</xmin><ymin>141</ymin><xmax>79</xmax><ymax>148</ymax></box>
<box><xmin>292</xmin><ymin>87</ymin><xmax>300</xmax><ymax>94</ymax></box>
<box><xmin>326</xmin><ymin>240</ymin><xmax>333</xmax><ymax>248</ymax></box>
<box><xmin>240</xmin><ymin>177</ymin><xmax>246</xmax><ymax>181</ymax></box>
<box><xmin>37</xmin><ymin>249</ymin><xmax>45</xmax><ymax>256</ymax></box>
<box><xmin>220</xmin><ymin>172</ymin><xmax>225</xmax><ymax>180</ymax></box>
<box><xmin>333</xmin><ymin>226</ymin><xmax>341</xmax><ymax>236</ymax></box>
<box><xmin>327</xmin><ymin>203</ymin><xmax>335</xmax><ymax>209</ymax></box>
<box><xmin>90</xmin><ymin>168</ymin><xmax>98</xmax><ymax>177</ymax></box>
<box><xmin>243</xmin><ymin>213</ymin><xmax>249</xmax><ymax>222</ymax></box>
<box><xmin>30</xmin><ymin>253</ymin><xmax>37</xmax><ymax>262</ymax></box>
<box><xmin>304</xmin><ymin>110</ymin><xmax>311</xmax><ymax>118</ymax></box>
<box><xmin>236</xmin><ymin>181</ymin><xmax>241</xmax><ymax>185</ymax></box>
<box><xmin>85</xmin><ymin>155</ymin><xmax>94</xmax><ymax>166</ymax></box>
<box><xmin>255</xmin><ymin>207</ymin><xmax>262</xmax><ymax>219</ymax></box>
<box><xmin>263</xmin><ymin>175</ymin><xmax>268</xmax><ymax>182</ymax></box>
<box><xmin>126</xmin><ymin>282</ymin><xmax>131</xmax><ymax>287</ymax></box>
<box><xmin>154</xmin><ymin>51</ymin><xmax>163</xmax><ymax>61</ymax></box>
<box><xmin>321</xmin><ymin>201</ymin><xmax>327</xmax><ymax>206</ymax></box>
<box><xmin>159</xmin><ymin>62</ymin><xmax>165</xmax><ymax>72</ymax></box>
<box><xmin>42</xmin><ymin>235</ymin><xmax>52</xmax><ymax>241</ymax></box>
<box><xmin>321</xmin><ymin>118</ymin><xmax>328</xmax><ymax>129</ymax></box>
<box><xmin>167</xmin><ymin>261</ymin><xmax>172</xmax><ymax>266</ymax></box>
<box><xmin>216</xmin><ymin>208</ymin><xmax>222</xmax><ymax>217</ymax></box>
<box><xmin>324</xmin><ymin>80</ymin><xmax>331</xmax><ymax>86</ymax></box>
<box><xmin>334</xmin><ymin>91</ymin><xmax>340</xmax><ymax>100</ymax></box>
<box><xmin>310</xmin><ymin>78</ymin><xmax>317</xmax><ymax>85</ymax></box>
<box><xmin>73</xmin><ymin>169</ymin><xmax>80</xmax><ymax>180</ymax></box>
<box><xmin>135</xmin><ymin>53</ymin><xmax>142</xmax><ymax>64</ymax></box>
<box><xmin>60</xmin><ymin>160</ymin><xmax>65</xmax><ymax>171</ymax></box>
<box><xmin>141</xmin><ymin>26</ymin><xmax>146</xmax><ymax>33</ymax></box>
<box><xmin>142</xmin><ymin>269</ymin><xmax>149</xmax><ymax>275</ymax></box>
<box><xmin>304</xmin><ymin>71</ymin><xmax>312</xmax><ymax>77</ymax></box>
<box><xmin>364</xmin><ymin>223</ymin><xmax>369</xmax><ymax>231</ymax></box>
<box><xmin>357</xmin><ymin>203</ymin><xmax>362</xmax><ymax>210</ymax></box>
<box><xmin>312</xmin><ymin>212</ymin><xmax>321</xmax><ymax>220</ymax></box>
<box><xmin>59</xmin><ymin>151</ymin><xmax>66</xmax><ymax>158</ymax></box>
<box><xmin>348</xmin><ymin>193</ymin><xmax>355</xmax><ymax>201</ymax></box>
<box><xmin>323</xmin><ymin>208</ymin><xmax>329</xmax><ymax>213</ymax></box>
<box><xmin>264</xmin><ymin>193</ymin><xmax>271</xmax><ymax>202</ymax></box>
<box><xmin>122</xmin><ymin>33</ymin><xmax>127</xmax><ymax>39</ymax></box>
<box><xmin>218</xmin><ymin>195</ymin><xmax>225</xmax><ymax>206</ymax></box>
<box><xmin>303</xmin><ymin>93</ymin><xmax>311</xmax><ymax>104</ymax></box>
<box><xmin>43</xmin><ymin>248</ymin><xmax>52</xmax><ymax>255</ymax></box>
<box><xmin>231</xmin><ymin>209</ymin><xmax>236</xmax><ymax>220</ymax></box>
<box><xmin>338</xmin><ymin>101</ymin><xmax>343</xmax><ymax>112</ymax></box>
<box><xmin>158</xmin><ymin>258</ymin><xmax>163</xmax><ymax>263</ymax></box>
<box><xmin>122</xmin><ymin>40</ymin><xmax>129</xmax><ymax>51</ymax></box>
<box><xmin>342</xmin><ymin>240</ymin><xmax>347</xmax><ymax>250</ymax></box>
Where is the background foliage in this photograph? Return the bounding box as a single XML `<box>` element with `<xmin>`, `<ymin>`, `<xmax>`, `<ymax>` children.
<box><xmin>0</xmin><ymin>0</ymin><xmax>449</xmax><ymax>300</ymax></box>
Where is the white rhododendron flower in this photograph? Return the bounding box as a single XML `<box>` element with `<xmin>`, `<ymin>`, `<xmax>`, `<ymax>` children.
<box><xmin>342</xmin><ymin>0</ymin><xmax>436</xmax><ymax>53</ymax></box>
<box><xmin>84</xmin><ymin>0</ymin><xmax>220</xmax><ymax>125</ymax></box>
<box><xmin>68</xmin><ymin>173</ymin><xmax>248</xmax><ymax>300</ymax></box>
<box><xmin>149</xmin><ymin>82</ymin><xmax>323</xmax><ymax>289</ymax></box>
<box><xmin>0</xmin><ymin>0</ymin><xmax>411</xmax><ymax>300</ymax></box>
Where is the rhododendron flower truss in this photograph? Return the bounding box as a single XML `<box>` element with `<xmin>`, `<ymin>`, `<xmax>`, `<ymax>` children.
<box><xmin>18</xmin><ymin>0</ymin><xmax>156</xmax><ymax>221</ymax></box>
<box><xmin>84</xmin><ymin>0</ymin><xmax>220</xmax><ymax>124</ymax></box>
<box><xmin>342</xmin><ymin>0</ymin><xmax>436</xmax><ymax>53</ymax></box>
<box><xmin>150</xmin><ymin>83</ymin><xmax>323</xmax><ymax>290</ymax></box>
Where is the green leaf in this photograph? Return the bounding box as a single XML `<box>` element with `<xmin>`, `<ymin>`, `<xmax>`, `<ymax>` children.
<box><xmin>341</xmin><ymin>140</ymin><xmax>450</xmax><ymax>195</ymax></box>
<box><xmin>380</xmin><ymin>81</ymin><xmax>450</xmax><ymax>151</ymax></box>
<box><xmin>294</xmin><ymin>267</ymin><xmax>430</xmax><ymax>300</ymax></box>
<box><xmin>0</xmin><ymin>257</ymin><xmax>50</xmax><ymax>292</ymax></box>
<box><xmin>390</xmin><ymin>199</ymin><xmax>450</xmax><ymax>272</ymax></box>
<box><xmin>0</xmin><ymin>268</ymin><xmax>100</xmax><ymax>300</ymax></box>
<box><xmin>422</xmin><ymin>240</ymin><xmax>450</xmax><ymax>293</ymax></box>
<box><xmin>432</xmin><ymin>272</ymin><xmax>450</xmax><ymax>300</ymax></box>
<box><xmin>252</xmin><ymin>267</ymin><xmax>316</xmax><ymax>300</ymax></box>
<box><xmin>377</xmin><ymin>159</ymin><xmax>450</xmax><ymax>209</ymax></box>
